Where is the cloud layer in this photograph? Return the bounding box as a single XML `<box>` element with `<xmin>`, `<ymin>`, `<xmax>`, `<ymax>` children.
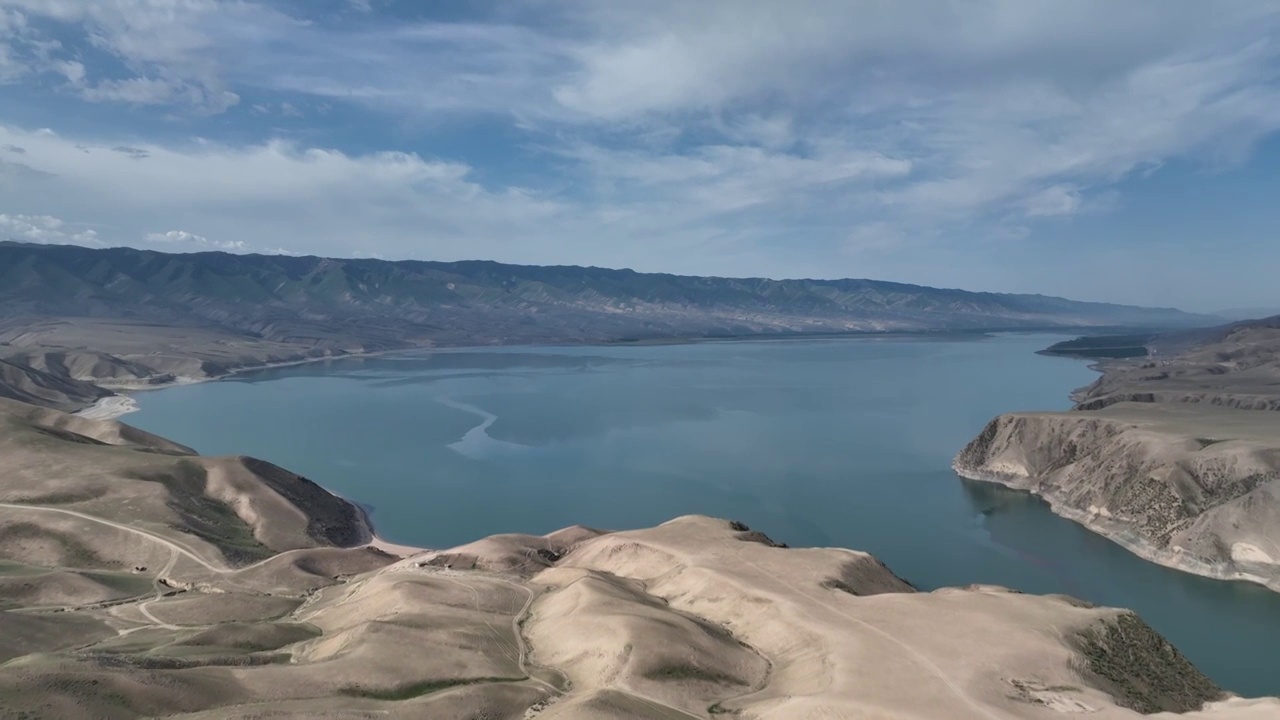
<box><xmin>1</xmin><ymin>1</ymin><xmax>1279</xmax><ymax>308</ymax></box>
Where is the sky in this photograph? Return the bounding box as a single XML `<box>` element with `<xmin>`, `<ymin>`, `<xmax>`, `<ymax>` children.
<box><xmin>1</xmin><ymin>1</ymin><xmax>1279</xmax><ymax>312</ymax></box>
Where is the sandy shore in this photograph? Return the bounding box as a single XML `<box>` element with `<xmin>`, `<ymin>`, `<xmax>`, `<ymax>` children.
<box><xmin>70</xmin><ymin>368</ymin><xmax>433</xmax><ymax>559</ymax></box>
<box><xmin>363</xmin><ymin>536</ymin><xmax>431</xmax><ymax>557</ymax></box>
<box><xmin>72</xmin><ymin>350</ymin><xmax>403</xmax><ymax>422</ymax></box>
<box><xmin>74</xmin><ymin>394</ymin><xmax>141</xmax><ymax>420</ymax></box>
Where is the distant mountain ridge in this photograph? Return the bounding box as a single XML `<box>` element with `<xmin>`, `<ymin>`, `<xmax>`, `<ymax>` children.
<box><xmin>0</xmin><ymin>242</ymin><xmax>1210</xmax><ymax>348</ymax></box>
<box><xmin>0</xmin><ymin>241</ymin><xmax>1217</xmax><ymax>403</ymax></box>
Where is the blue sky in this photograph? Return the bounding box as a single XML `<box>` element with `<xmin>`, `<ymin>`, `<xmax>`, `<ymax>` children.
<box><xmin>1</xmin><ymin>0</ymin><xmax>1279</xmax><ymax>311</ymax></box>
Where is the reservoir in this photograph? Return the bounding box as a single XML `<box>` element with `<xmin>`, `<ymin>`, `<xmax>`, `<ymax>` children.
<box><xmin>125</xmin><ymin>333</ymin><xmax>1280</xmax><ymax>697</ymax></box>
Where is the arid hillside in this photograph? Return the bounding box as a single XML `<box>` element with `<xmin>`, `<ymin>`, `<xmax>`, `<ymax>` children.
<box><xmin>2</xmin><ymin>399</ymin><xmax>1278</xmax><ymax>718</ymax></box>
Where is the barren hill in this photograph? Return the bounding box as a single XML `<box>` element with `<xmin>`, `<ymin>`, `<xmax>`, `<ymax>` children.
<box><xmin>1</xmin><ymin>398</ymin><xmax>1277</xmax><ymax>718</ymax></box>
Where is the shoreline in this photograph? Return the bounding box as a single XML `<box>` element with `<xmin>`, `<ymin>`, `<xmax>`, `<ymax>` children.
<box><xmin>73</xmin><ymin>348</ymin><xmax>403</xmax><ymax>421</ymax></box>
<box><xmin>74</xmin><ymin>394</ymin><xmax>141</xmax><ymax>420</ymax></box>
<box><xmin>952</xmin><ymin>461</ymin><xmax>1280</xmax><ymax>593</ymax></box>
<box><xmin>333</xmin><ymin>488</ymin><xmax>431</xmax><ymax>559</ymax></box>
<box><xmin>66</xmin><ymin>352</ymin><xmax>432</xmax><ymax>559</ymax></box>
<box><xmin>69</xmin><ymin>328</ymin><xmax>1093</xmax><ymax>422</ymax></box>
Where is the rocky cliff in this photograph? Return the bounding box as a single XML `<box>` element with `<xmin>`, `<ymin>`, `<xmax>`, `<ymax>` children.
<box><xmin>957</xmin><ymin>317</ymin><xmax>1280</xmax><ymax>591</ymax></box>
<box><xmin>955</xmin><ymin>407</ymin><xmax>1280</xmax><ymax>590</ymax></box>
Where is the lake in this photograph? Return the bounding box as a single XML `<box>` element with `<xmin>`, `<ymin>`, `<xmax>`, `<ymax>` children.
<box><xmin>125</xmin><ymin>333</ymin><xmax>1280</xmax><ymax>697</ymax></box>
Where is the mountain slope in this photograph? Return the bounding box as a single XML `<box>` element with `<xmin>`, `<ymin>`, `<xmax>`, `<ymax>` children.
<box><xmin>0</xmin><ymin>241</ymin><xmax>1213</xmax><ymax>392</ymax></box>
<box><xmin>0</xmin><ymin>357</ymin><xmax>112</xmax><ymax>412</ymax></box>
<box><xmin>0</xmin><ymin>242</ymin><xmax>1209</xmax><ymax>345</ymax></box>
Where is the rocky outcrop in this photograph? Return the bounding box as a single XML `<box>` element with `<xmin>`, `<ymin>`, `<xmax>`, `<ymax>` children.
<box><xmin>955</xmin><ymin>411</ymin><xmax>1280</xmax><ymax>591</ymax></box>
<box><xmin>958</xmin><ymin>317</ymin><xmax>1280</xmax><ymax>591</ymax></box>
<box><xmin>1075</xmin><ymin>391</ymin><xmax>1280</xmax><ymax>412</ymax></box>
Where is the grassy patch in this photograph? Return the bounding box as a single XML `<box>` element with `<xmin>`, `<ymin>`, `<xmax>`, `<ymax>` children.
<box><xmin>0</xmin><ymin>560</ymin><xmax>46</xmax><ymax>577</ymax></box>
<box><xmin>339</xmin><ymin>676</ymin><xmax>524</xmax><ymax>701</ymax></box>
<box><xmin>10</xmin><ymin>488</ymin><xmax>107</xmax><ymax>505</ymax></box>
<box><xmin>130</xmin><ymin>461</ymin><xmax>273</xmax><ymax>566</ymax></box>
<box><xmin>78</xmin><ymin>570</ymin><xmax>154</xmax><ymax>596</ymax></box>
<box><xmin>643</xmin><ymin>664</ymin><xmax>745</xmax><ymax>685</ymax></box>
<box><xmin>822</xmin><ymin>579</ymin><xmax>860</xmax><ymax>596</ymax></box>
<box><xmin>177</xmin><ymin>622</ymin><xmax>321</xmax><ymax>652</ymax></box>
<box><xmin>1040</xmin><ymin>334</ymin><xmax>1154</xmax><ymax>360</ymax></box>
<box><xmin>1072</xmin><ymin>613</ymin><xmax>1225</xmax><ymax>713</ymax></box>
<box><xmin>80</xmin><ymin>651</ymin><xmax>292</xmax><ymax>670</ymax></box>
<box><xmin>0</xmin><ymin>523</ymin><xmax>110</xmax><ymax>568</ymax></box>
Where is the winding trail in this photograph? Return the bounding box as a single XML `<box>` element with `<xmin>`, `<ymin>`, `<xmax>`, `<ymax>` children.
<box><xmin>491</xmin><ymin>577</ymin><xmax>561</xmax><ymax>696</ymax></box>
<box><xmin>0</xmin><ymin>501</ymin><xmax>345</xmax><ymax>578</ymax></box>
<box><xmin>0</xmin><ymin>502</ymin><xmax>226</xmax><ymax>573</ymax></box>
<box><xmin>135</xmin><ymin>546</ymin><xmax>181</xmax><ymax>630</ymax></box>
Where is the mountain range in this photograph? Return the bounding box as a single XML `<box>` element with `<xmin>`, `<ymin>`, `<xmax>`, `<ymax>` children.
<box><xmin>1</xmin><ymin>241</ymin><xmax>1211</xmax><ymax>342</ymax></box>
<box><xmin>0</xmin><ymin>241</ymin><xmax>1218</xmax><ymax>397</ymax></box>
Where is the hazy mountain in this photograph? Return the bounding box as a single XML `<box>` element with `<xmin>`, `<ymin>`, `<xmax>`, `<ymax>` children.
<box><xmin>1215</xmin><ymin>307</ymin><xmax>1280</xmax><ymax>322</ymax></box>
<box><xmin>0</xmin><ymin>243</ymin><xmax>1211</xmax><ymax>352</ymax></box>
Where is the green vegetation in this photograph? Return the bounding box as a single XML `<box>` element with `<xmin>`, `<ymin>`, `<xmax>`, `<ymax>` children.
<box><xmin>178</xmin><ymin>621</ymin><xmax>321</xmax><ymax>653</ymax></box>
<box><xmin>11</xmin><ymin>488</ymin><xmax>107</xmax><ymax>505</ymax></box>
<box><xmin>821</xmin><ymin>579</ymin><xmax>861</xmax><ymax>596</ymax></box>
<box><xmin>1072</xmin><ymin>613</ymin><xmax>1224</xmax><ymax>713</ymax></box>
<box><xmin>1041</xmin><ymin>334</ymin><xmax>1155</xmax><ymax>359</ymax></box>
<box><xmin>338</xmin><ymin>676</ymin><xmax>525</xmax><ymax>701</ymax></box>
<box><xmin>0</xmin><ymin>523</ymin><xmax>109</xmax><ymax>568</ymax></box>
<box><xmin>643</xmin><ymin>664</ymin><xmax>745</xmax><ymax>685</ymax></box>
<box><xmin>83</xmin><ymin>651</ymin><xmax>293</xmax><ymax>670</ymax></box>
<box><xmin>78</xmin><ymin>570</ymin><xmax>155</xmax><ymax>596</ymax></box>
<box><xmin>131</xmin><ymin>460</ymin><xmax>273</xmax><ymax>565</ymax></box>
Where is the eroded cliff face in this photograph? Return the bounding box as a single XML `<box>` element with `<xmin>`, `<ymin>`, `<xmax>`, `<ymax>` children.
<box><xmin>955</xmin><ymin>409</ymin><xmax>1280</xmax><ymax>590</ymax></box>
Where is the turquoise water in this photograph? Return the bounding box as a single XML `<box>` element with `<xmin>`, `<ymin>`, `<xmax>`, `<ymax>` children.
<box><xmin>126</xmin><ymin>333</ymin><xmax>1280</xmax><ymax>697</ymax></box>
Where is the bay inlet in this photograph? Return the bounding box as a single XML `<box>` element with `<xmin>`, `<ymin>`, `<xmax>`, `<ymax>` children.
<box><xmin>125</xmin><ymin>333</ymin><xmax>1280</xmax><ymax>697</ymax></box>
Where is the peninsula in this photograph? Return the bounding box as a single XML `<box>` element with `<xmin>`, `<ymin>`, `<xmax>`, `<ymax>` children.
<box><xmin>956</xmin><ymin>317</ymin><xmax>1280</xmax><ymax>591</ymax></box>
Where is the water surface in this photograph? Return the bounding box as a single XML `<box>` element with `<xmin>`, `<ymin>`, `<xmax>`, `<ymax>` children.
<box><xmin>127</xmin><ymin>333</ymin><xmax>1280</xmax><ymax>696</ymax></box>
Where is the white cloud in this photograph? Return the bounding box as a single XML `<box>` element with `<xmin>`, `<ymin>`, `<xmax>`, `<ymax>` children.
<box><xmin>198</xmin><ymin>0</ymin><xmax>1280</xmax><ymax>237</ymax></box>
<box><xmin>0</xmin><ymin>0</ymin><xmax>254</xmax><ymax>112</ymax></box>
<box><xmin>845</xmin><ymin>222</ymin><xmax>905</xmax><ymax>256</ymax></box>
<box><xmin>53</xmin><ymin>59</ymin><xmax>84</xmax><ymax>84</ymax></box>
<box><xmin>81</xmin><ymin>76</ymin><xmax>239</xmax><ymax>112</ymax></box>
<box><xmin>1</xmin><ymin>1</ymin><xmax>1280</xmax><ymax>307</ymax></box>
<box><xmin>1024</xmin><ymin>185</ymin><xmax>1083</xmax><ymax>218</ymax></box>
<box><xmin>0</xmin><ymin>212</ymin><xmax>99</xmax><ymax>244</ymax></box>
<box><xmin>0</xmin><ymin>45</ymin><xmax>21</xmax><ymax>82</ymax></box>
<box><xmin>144</xmin><ymin>229</ymin><xmax>206</xmax><ymax>244</ymax></box>
<box><xmin>144</xmin><ymin>229</ymin><xmax>247</xmax><ymax>251</ymax></box>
